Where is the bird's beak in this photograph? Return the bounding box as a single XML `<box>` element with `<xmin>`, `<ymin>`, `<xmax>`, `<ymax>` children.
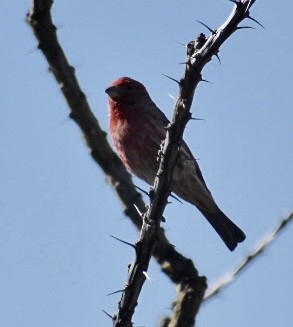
<box><xmin>105</xmin><ymin>85</ymin><xmax>122</xmax><ymax>99</ymax></box>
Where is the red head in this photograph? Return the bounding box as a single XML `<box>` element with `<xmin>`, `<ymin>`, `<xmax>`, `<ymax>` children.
<box><xmin>105</xmin><ymin>77</ymin><xmax>150</xmax><ymax>105</ymax></box>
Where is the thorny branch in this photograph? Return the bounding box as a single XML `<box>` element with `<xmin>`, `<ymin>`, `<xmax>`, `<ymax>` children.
<box><xmin>115</xmin><ymin>1</ymin><xmax>260</xmax><ymax>326</ymax></box>
<box><xmin>26</xmin><ymin>1</ymin><xmax>279</xmax><ymax>327</ymax></box>
<box><xmin>27</xmin><ymin>0</ymin><xmax>205</xmax><ymax>325</ymax></box>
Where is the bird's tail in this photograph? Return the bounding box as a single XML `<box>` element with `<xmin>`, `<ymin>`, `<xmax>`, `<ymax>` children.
<box><xmin>199</xmin><ymin>208</ymin><xmax>246</xmax><ymax>251</ymax></box>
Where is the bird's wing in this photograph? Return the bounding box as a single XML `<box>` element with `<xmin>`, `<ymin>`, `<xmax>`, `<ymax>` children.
<box><xmin>146</xmin><ymin>102</ymin><xmax>211</xmax><ymax>194</ymax></box>
<box><xmin>179</xmin><ymin>140</ymin><xmax>212</xmax><ymax>195</ymax></box>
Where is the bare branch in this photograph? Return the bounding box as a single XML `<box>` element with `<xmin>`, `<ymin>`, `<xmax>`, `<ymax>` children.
<box><xmin>204</xmin><ymin>212</ymin><xmax>293</xmax><ymax>302</ymax></box>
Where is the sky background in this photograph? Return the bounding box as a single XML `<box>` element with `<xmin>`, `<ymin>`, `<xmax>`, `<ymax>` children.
<box><xmin>1</xmin><ymin>1</ymin><xmax>292</xmax><ymax>326</ymax></box>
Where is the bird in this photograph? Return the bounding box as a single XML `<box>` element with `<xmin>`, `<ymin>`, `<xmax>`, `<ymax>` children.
<box><xmin>105</xmin><ymin>77</ymin><xmax>245</xmax><ymax>250</ymax></box>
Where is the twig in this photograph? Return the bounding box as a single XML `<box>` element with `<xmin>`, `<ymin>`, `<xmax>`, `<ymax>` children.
<box><xmin>204</xmin><ymin>212</ymin><xmax>293</xmax><ymax>302</ymax></box>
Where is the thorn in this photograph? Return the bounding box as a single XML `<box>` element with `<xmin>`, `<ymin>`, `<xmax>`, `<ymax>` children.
<box><xmin>247</xmin><ymin>15</ymin><xmax>265</xmax><ymax>29</ymax></box>
<box><xmin>134</xmin><ymin>184</ymin><xmax>149</xmax><ymax>196</ymax></box>
<box><xmin>178</xmin><ymin>61</ymin><xmax>189</xmax><ymax>65</ymax></box>
<box><xmin>133</xmin><ymin>204</ymin><xmax>144</xmax><ymax>218</ymax></box>
<box><xmin>237</xmin><ymin>26</ymin><xmax>255</xmax><ymax>30</ymax></box>
<box><xmin>143</xmin><ymin>271</ymin><xmax>151</xmax><ymax>282</ymax></box>
<box><xmin>196</xmin><ymin>20</ymin><xmax>215</xmax><ymax>34</ymax></box>
<box><xmin>162</xmin><ymin>74</ymin><xmax>180</xmax><ymax>85</ymax></box>
<box><xmin>102</xmin><ymin>310</ymin><xmax>113</xmax><ymax>319</ymax></box>
<box><xmin>169</xmin><ymin>193</ymin><xmax>183</xmax><ymax>204</ymax></box>
<box><xmin>201</xmin><ymin>78</ymin><xmax>212</xmax><ymax>83</ymax></box>
<box><xmin>176</xmin><ymin>41</ymin><xmax>186</xmax><ymax>47</ymax></box>
<box><xmin>190</xmin><ymin>117</ymin><xmax>205</xmax><ymax>121</ymax></box>
<box><xmin>168</xmin><ymin>93</ymin><xmax>177</xmax><ymax>101</ymax></box>
<box><xmin>110</xmin><ymin>235</ymin><xmax>137</xmax><ymax>250</ymax></box>
<box><xmin>215</xmin><ymin>53</ymin><xmax>221</xmax><ymax>65</ymax></box>
<box><xmin>107</xmin><ymin>289</ymin><xmax>125</xmax><ymax>296</ymax></box>
<box><xmin>229</xmin><ymin>0</ymin><xmax>241</xmax><ymax>6</ymax></box>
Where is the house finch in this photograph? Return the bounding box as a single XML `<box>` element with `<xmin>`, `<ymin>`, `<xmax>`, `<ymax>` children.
<box><xmin>105</xmin><ymin>77</ymin><xmax>245</xmax><ymax>250</ymax></box>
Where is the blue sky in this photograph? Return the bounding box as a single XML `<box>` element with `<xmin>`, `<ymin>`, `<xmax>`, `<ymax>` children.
<box><xmin>1</xmin><ymin>1</ymin><xmax>292</xmax><ymax>326</ymax></box>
